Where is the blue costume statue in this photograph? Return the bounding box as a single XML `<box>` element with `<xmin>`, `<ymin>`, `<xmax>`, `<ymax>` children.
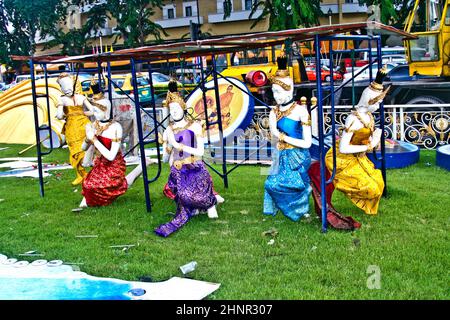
<box><xmin>263</xmin><ymin>55</ymin><xmax>313</xmax><ymax>221</ymax></box>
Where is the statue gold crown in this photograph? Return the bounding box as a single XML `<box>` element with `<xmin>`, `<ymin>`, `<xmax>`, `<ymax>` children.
<box><xmin>270</xmin><ymin>54</ymin><xmax>292</xmax><ymax>91</ymax></box>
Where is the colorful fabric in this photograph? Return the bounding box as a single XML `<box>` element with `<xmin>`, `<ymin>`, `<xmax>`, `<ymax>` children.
<box><xmin>155</xmin><ymin>161</ymin><xmax>217</xmax><ymax>237</ymax></box>
<box><xmin>325</xmin><ymin>138</ymin><xmax>384</xmax><ymax>215</ymax></box>
<box><xmin>263</xmin><ymin>117</ymin><xmax>311</xmax><ymax>221</ymax></box>
<box><xmin>82</xmin><ymin>136</ymin><xmax>128</xmax><ymax>207</ymax></box>
<box><xmin>63</xmin><ymin>105</ymin><xmax>90</xmax><ymax>185</ymax></box>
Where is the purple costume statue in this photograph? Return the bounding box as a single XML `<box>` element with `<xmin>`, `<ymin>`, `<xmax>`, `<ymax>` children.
<box><xmin>154</xmin><ymin>128</ymin><xmax>217</xmax><ymax>237</ymax></box>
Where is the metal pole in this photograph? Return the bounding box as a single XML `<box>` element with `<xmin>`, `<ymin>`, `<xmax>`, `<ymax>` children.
<box><xmin>211</xmin><ymin>54</ymin><xmax>228</xmax><ymax>188</ymax></box>
<box><xmin>43</xmin><ymin>63</ymin><xmax>53</xmax><ymax>150</ymax></box>
<box><xmin>199</xmin><ymin>56</ymin><xmax>212</xmax><ymax>147</ymax></box>
<box><xmin>326</xmin><ymin>40</ymin><xmax>337</xmax><ymax>184</ymax></box>
<box><xmin>131</xmin><ymin>58</ymin><xmax>152</xmax><ymax>212</ymax></box>
<box><xmin>107</xmin><ymin>60</ymin><xmax>113</xmax><ymax>119</ymax></box>
<box><xmin>97</xmin><ymin>60</ymin><xmax>102</xmax><ymax>90</ymax></box>
<box><xmin>30</xmin><ymin>60</ymin><xmax>45</xmax><ymax>197</ymax></box>
<box><xmin>376</xmin><ymin>36</ymin><xmax>387</xmax><ymax>197</ymax></box>
<box><xmin>315</xmin><ymin>35</ymin><xmax>328</xmax><ymax>233</ymax></box>
<box><xmin>147</xmin><ymin>62</ymin><xmax>162</xmax><ymax>182</ymax></box>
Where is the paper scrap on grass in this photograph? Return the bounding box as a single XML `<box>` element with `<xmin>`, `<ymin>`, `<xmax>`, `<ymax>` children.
<box><xmin>0</xmin><ymin>253</ymin><xmax>220</xmax><ymax>300</ymax></box>
<box><xmin>0</xmin><ymin>157</ymin><xmax>37</xmax><ymax>162</ymax></box>
<box><xmin>0</xmin><ymin>169</ymin><xmax>51</xmax><ymax>178</ymax></box>
<box><xmin>0</xmin><ymin>161</ymin><xmax>37</xmax><ymax>169</ymax></box>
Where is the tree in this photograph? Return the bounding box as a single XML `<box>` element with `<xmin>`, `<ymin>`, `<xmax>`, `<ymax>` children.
<box><xmin>83</xmin><ymin>0</ymin><xmax>168</xmax><ymax>48</ymax></box>
<box><xmin>0</xmin><ymin>0</ymin><xmax>68</xmax><ymax>68</ymax></box>
<box><xmin>249</xmin><ymin>0</ymin><xmax>322</xmax><ymax>31</ymax></box>
<box><xmin>358</xmin><ymin>0</ymin><xmax>399</xmax><ymax>26</ymax></box>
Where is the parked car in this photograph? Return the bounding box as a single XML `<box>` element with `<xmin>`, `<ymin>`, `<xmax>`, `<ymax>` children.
<box><xmin>81</xmin><ymin>72</ymin><xmax>185</xmax><ymax>106</ymax></box>
<box><xmin>305</xmin><ymin>65</ymin><xmax>343</xmax><ymax>82</ymax></box>
<box><xmin>343</xmin><ymin>63</ymin><xmax>396</xmax><ymax>81</ymax></box>
<box><xmin>384</xmin><ymin>64</ymin><xmax>434</xmax><ymax>82</ymax></box>
<box><xmin>382</xmin><ymin>54</ymin><xmax>407</xmax><ymax>65</ymax></box>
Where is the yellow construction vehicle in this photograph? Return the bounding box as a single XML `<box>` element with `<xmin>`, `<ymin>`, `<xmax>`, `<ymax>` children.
<box><xmin>404</xmin><ymin>0</ymin><xmax>450</xmax><ymax>77</ymax></box>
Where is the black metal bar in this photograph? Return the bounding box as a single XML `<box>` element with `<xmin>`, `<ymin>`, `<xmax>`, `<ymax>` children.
<box><xmin>198</xmin><ymin>56</ymin><xmax>213</xmax><ymax>147</ymax></box>
<box><xmin>146</xmin><ymin>63</ymin><xmax>162</xmax><ymax>183</ymax></box>
<box><xmin>376</xmin><ymin>37</ymin><xmax>388</xmax><ymax>197</ymax></box>
<box><xmin>107</xmin><ymin>61</ymin><xmax>113</xmax><ymax>119</ymax></box>
<box><xmin>103</xmin><ymin>74</ymin><xmax>136</xmax><ymax>103</ymax></box>
<box><xmin>215</xmin><ymin>71</ymin><xmax>271</xmax><ymax>109</ymax></box>
<box><xmin>315</xmin><ymin>35</ymin><xmax>328</xmax><ymax>233</ymax></box>
<box><xmin>123</xmin><ymin>114</ymin><xmax>170</xmax><ymax>158</ymax></box>
<box><xmin>211</xmin><ymin>54</ymin><xmax>228</xmax><ymax>188</ymax></box>
<box><xmin>326</xmin><ymin>42</ymin><xmax>337</xmax><ymax>185</ymax></box>
<box><xmin>131</xmin><ymin>58</ymin><xmax>152</xmax><ymax>212</ymax></box>
<box><xmin>316</xmin><ymin>58</ymin><xmax>380</xmax><ymax>107</ymax></box>
<box><xmin>203</xmin><ymin>160</ymin><xmax>224</xmax><ymax>177</ymax></box>
<box><xmin>43</xmin><ymin>63</ymin><xmax>53</xmax><ymax>150</ymax></box>
<box><xmin>30</xmin><ymin>60</ymin><xmax>45</xmax><ymax>197</ymax></box>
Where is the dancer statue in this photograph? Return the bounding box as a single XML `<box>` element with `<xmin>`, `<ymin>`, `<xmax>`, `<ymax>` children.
<box><xmin>79</xmin><ymin>94</ymin><xmax>146</xmax><ymax>208</ymax></box>
<box><xmin>155</xmin><ymin>81</ymin><xmax>218</xmax><ymax>237</ymax></box>
<box><xmin>325</xmin><ymin>66</ymin><xmax>389</xmax><ymax>215</ymax></box>
<box><xmin>56</xmin><ymin>73</ymin><xmax>94</xmax><ymax>185</ymax></box>
<box><xmin>263</xmin><ymin>55</ymin><xmax>313</xmax><ymax>221</ymax></box>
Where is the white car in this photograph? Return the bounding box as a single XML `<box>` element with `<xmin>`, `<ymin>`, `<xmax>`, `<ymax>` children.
<box><xmin>343</xmin><ymin>63</ymin><xmax>396</xmax><ymax>82</ymax></box>
<box><xmin>382</xmin><ymin>54</ymin><xmax>407</xmax><ymax>65</ymax></box>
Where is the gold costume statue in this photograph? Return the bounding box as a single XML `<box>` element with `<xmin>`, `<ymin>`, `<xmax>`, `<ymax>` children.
<box><xmin>325</xmin><ymin>112</ymin><xmax>384</xmax><ymax>215</ymax></box>
<box><xmin>63</xmin><ymin>104</ymin><xmax>91</xmax><ymax>185</ymax></box>
<box><xmin>325</xmin><ymin>66</ymin><xmax>390</xmax><ymax>215</ymax></box>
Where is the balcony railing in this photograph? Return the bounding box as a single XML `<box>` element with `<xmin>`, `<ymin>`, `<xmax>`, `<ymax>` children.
<box><xmin>208</xmin><ymin>9</ymin><xmax>263</xmax><ymax>23</ymax></box>
<box><xmin>155</xmin><ymin>16</ymin><xmax>204</xmax><ymax>28</ymax></box>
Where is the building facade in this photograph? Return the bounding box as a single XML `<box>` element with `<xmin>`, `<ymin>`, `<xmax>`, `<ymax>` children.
<box><xmin>36</xmin><ymin>0</ymin><xmax>369</xmax><ymax>54</ymax></box>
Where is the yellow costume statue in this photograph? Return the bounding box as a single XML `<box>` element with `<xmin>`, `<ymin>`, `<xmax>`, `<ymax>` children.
<box><xmin>63</xmin><ymin>104</ymin><xmax>91</xmax><ymax>185</ymax></box>
<box><xmin>325</xmin><ymin>66</ymin><xmax>390</xmax><ymax>215</ymax></box>
<box><xmin>325</xmin><ymin>112</ymin><xmax>384</xmax><ymax>214</ymax></box>
<box><xmin>56</xmin><ymin>73</ymin><xmax>94</xmax><ymax>186</ymax></box>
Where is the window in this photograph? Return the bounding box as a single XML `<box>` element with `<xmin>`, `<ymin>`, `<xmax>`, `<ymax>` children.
<box><xmin>185</xmin><ymin>6</ymin><xmax>192</xmax><ymax>17</ymax></box>
<box><xmin>409</xmin><ymin>34</ymin><xmax>440</xmax><ymax>62</ymax></box>
<box><xmin>152</xmin><ymin>73</ymin><xmax>170</xmax><ymax>83</ymax></box>
<box><xmin>446</xmin><ymin>4</ymin><xmax>450</xmax><ymax>25</ymax></box>
<box><xmin>244</xmin><ymin>0</ymin><xmax>254</xmax><ymax>11</ymax></box>
<box><xmin>168</xmin><ymin>8</ymin><xmax>175</xmax><ymax>19</ymax></box>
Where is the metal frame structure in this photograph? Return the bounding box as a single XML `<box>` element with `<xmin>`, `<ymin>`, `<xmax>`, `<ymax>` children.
<box><xmin>22</xmin><ymin>22</ymin><xmax>415</xmax><ymax>232</ymax></box>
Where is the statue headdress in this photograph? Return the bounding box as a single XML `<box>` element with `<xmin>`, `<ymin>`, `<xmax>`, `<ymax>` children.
<box><xmin>269</xmin><ymin>54</ymin><xmax>292</xmax><ymax>91</ymax></box>
<box><xmin>163</xmin><ymin>79</ymin><xmax>187</xmax><ymax>109</ymax></box>
<box><xmin>88</xmin><ymin>78</ymin><xmax>109</xmax><ymax>112</ymax></box>
<box><xmin>90</xmin><ymin>77</ymin><xmax>104</xmax><ymax>101</ymax></box>
<box><xmin>357</xmin><ymin>65</ymin><xmax>391</xmax><ymax>107</ymax></box>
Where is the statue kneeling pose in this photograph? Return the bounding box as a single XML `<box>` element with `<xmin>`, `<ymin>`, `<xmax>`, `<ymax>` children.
<box><xmin>155</xmin><ymin>81</ymin><xmax>218</xmax><ymax>237</ymax></box>
<box><xmin>325</xmin><ymin>67</ymin><xmax>389</xmax><ymax>215</ymax></box>
<box><xmin>79</xmin><ymin>95</ymin><xmax>145</xmax><ymax>208</ymax></box>
<box><xmin>263</xmin><ymin>55</ymin><xmax>313</xmax><ymax>221</ymax></box>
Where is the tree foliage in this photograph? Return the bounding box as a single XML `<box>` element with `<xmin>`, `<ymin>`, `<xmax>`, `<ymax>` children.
<box><xmin>249</xmin><ymin>0</ymin><xmax>322</xmax><ymax>31</ymax></box>
<box><xmin>81</xmin><ymin>0</ymin><xmax>167</xmax><ymax>48</ymax></box>
<box><xmin>0</xmin><ymin>0</ymin><xmax>68</xmax><ymax>66</ymax></box>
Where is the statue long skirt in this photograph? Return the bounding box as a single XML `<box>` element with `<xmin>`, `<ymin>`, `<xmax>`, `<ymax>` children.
<box><xmin>325</xmin><ymin>143</ymin><xmax>384</xmax><ymax>215</ymax></box>
<box><xmin>264</xmin><ymin>148</ymin><xmax>312</xmax><ymax>221</ymax></box>
<box><xmin>155</xmin><ymin>161</ymin><xmax>217</xmax><ymax>237</ymax></box>
<box><xmin>63</xmin><ymin>106</ymin><xmax>90</xmax><ymax>185</ymax></box>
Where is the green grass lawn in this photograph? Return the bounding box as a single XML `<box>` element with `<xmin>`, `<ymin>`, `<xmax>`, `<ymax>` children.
<box><xmin>0</xmin><ymin>143</ymin><xmax>449</xmax><ymax>299</ymax></box>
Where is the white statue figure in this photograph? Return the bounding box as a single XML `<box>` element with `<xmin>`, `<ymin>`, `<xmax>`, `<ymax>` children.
<box><xmin>325</xmin><ymin>66</ymin><xmax>390</xmax><ymax>215</ymax></box>
<box><xmin>263</xmin><ymin>55</ymin><xmax>313</xmax><ymax>221</ymax></box>
<box><xmin>154</xmin><ymin>81</ymin><xmax>220</xmax><ymax>237</ymax></box>
<box><xmin>79</xmin><ymin>95</ymin><xmax>147</xmax><ymax>208</ymax></box>
<box><xmin>56</xmin><ymin>73</ymin><xmax>95</xmax><ymax>185</ymax></box>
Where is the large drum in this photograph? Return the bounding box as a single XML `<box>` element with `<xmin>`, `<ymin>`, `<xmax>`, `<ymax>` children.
<box><xmin>186</xmin><ymin>77</ymin><xmax>254</xmax><ymax>143</ymax></box>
